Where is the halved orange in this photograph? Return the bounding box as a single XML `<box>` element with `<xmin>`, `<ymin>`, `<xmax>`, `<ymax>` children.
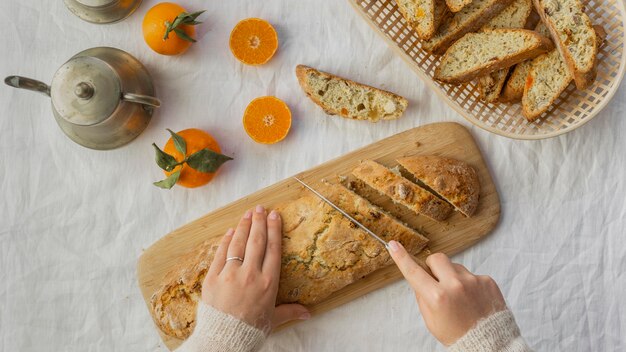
<box><xmin>229</xmin><ymin>18</ymin><xmax>278</xmax><ymax>65</ymax></box>
<box><xmin>243</xmin><ymin>96</ymin><xmax>291</xmax><ymax>144</ymax></box>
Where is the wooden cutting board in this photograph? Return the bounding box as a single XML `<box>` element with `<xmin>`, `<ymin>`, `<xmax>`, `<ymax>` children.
<box><xmin>137</xmin><ymin>122</ymin><xmax>501</xmax><ymax>350</ymax></box>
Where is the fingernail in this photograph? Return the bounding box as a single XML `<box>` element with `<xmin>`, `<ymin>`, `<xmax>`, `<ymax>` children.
<box><xmin>243</xmin><ymin>210</ymin><xmax>253</xmax><ymax>219</ymax></box>
<box><xmin>268</xmin><ymin>210</ymin><xmax>280</xmax><ymax>220</ymax></box>
<box><xmin>255</xmin><ymin>205</ymin><xmax>265</xmax><ymax>214</ymax></box>
<box><xmin>225</xmin><ymin>228</ymin><xmax>235</xmax><ymax>236</ymax></box>
<box><xmin>299</xmin><ymin>312</ymin><xmax>311</xmax><ymax>320</ymax></box>
<box><xmin>388</xmin><ymin>240</ymin><xmax>400</xmax><ymax>252</ymax></box>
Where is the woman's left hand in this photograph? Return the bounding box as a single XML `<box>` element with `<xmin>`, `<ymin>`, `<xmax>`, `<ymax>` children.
<box><xmin>201</xmin><ymin>205</ymin><xmax>310</xmax><ymax>332</ymax></box>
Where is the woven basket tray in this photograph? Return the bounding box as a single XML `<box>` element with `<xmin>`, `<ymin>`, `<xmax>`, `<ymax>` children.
<box><xmin>349</xmin><ymin>0</ymin><xmax>626</xmax><ymax>139</ymax></box>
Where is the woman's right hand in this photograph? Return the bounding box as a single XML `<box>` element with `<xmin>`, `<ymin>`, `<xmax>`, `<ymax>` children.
<box><xmin>387</xmin><ymin>240</ymin><xmax>507</xmax><ymax>346</ymax></box>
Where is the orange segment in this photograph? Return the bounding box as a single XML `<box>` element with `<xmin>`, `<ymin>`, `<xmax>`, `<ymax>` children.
<box><xmin>243</xmin><ymin>96</ymin><xmax>292</xmax><ymax>144</ymax></box>
<box><xmin>229</xmin><ymin>18</ymin><xmax>278</xmax><ymax>65</ymax></box>
<box><xmin>163</xmin><ymin>128</ymin><xmax>222</xmax><ymax>188</ymax></box>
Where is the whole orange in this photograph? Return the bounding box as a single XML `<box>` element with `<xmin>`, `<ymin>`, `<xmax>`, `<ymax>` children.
<box><xmin>143</xmin><ymin>2</ymin><xmax>196</xmax><ymax>56</ymax></box>
<box><xmin>163</xmin><ymin>129</ymin><xmax>222</xmax><ymax>188</ymax></box>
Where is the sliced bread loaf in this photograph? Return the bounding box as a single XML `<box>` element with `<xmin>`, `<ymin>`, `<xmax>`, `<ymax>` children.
<box><xmin>352</xmin><ymin>160</ymin><xmax>454</xmax><ymax>222</ymax></box>
<box><xmin>397</xmin><ymin>155</ymin><xmax>480</xmax><ymax>217</ymax></box>
<box><xmin>476</xmin><ymin>0</ymin><xmax>532</xmax><ymax>102</ymax></box>
<box><xmin>533</xmin><ymin>0</ymin><xmax>597</xmax><ymax>89</ymax></box>
<box><xmin>396</xmin><ymin>0</ymin><xmax>450</xmax><ymax>40</ymax></box>
<box><xmin>501</xmin><ymin>22</ymin><xmax>551</xmax><ymax>102</ymax></box>
<box><xmin>296</xmin><ymin>65</ymin><xmax>408</xmax><ymax>122</ymax></box>
<box><xmin>522</xmin><ymin>25</ymin><xmax>607</xmax><ymax>121</ymax></box>
<box><xmin>435</xmin><ymin>29</ymin><xmax>553</xmax><ymax>84</ymax></box>
<box><xmin>421</xmin><ymin>0</ymin><xmax>515</xmax><ymax>54</ymax></box>
<box><xmin>446</xmin><ymin>0</ymin><xmax>473</xmax><ymax>12</ymax></box>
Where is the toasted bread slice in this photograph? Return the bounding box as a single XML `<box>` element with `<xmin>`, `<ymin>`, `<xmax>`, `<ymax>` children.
<box><xmin>396</xmin><ymin>0</ymin><xmax>450</xmax><ymax>40</ymax></box>
<box><xmin>295</xmin><ymin>65</ymin><xmax>408</xmax><ymax>123</ymax></box>
<box><xmin>421</xmin><ymin>0</ymin><xmax>515</xmax><ymax>54</ymax></box>
<box><xmin>352</xmin><ymin>160</ymin><xmax>454</xmax><ymax>222</ymax></box>
<box><xmin>501</xmin><ymin>22</ymin><xmax>551</xmax><ymax>102</ymax></box>
<box><xmin>397</xmin><ymin>155</ymin><xmax>480</xmax><ymax>217</ymax></box>
<box><xmin>533</xmin><ymin>0</ymin><xmax>597</xmax><ymax>89</ymax></box>
<box><xmin>522</xmin><ymin>25</ymin><xmax>607</xmax><ymax>121</ymax></box>
<box><xmin>446</xmin><ymin>0</ymin><xmax>473</xmax><ymax>12</ymax></box>
<box><xmin>476</xmin><ymin>0</ymin><xmax>533</xmax><ymax>102</ymax></box>
<box><xmin>435</xmin><ymin>29</ymin><xmax>553</xmax><ymax>84</ymax></box>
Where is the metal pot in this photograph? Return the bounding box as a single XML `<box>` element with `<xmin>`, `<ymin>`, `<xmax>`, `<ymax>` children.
<box><xmin>5</xmin><ymin>47</ymin><xmax>160</xmax><ymax>150</ymax></box>
<box><xmin>64</xmin><ymin>0</ymin><xmax>143</xmax><ymax>24</ymax></box>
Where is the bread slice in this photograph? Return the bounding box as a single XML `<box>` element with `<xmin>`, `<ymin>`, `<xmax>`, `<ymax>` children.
<box><xmin>522</xmin><ymin>25</ymin><xmax>607</xmax><ymax>121</ymax></box>
<box><xmin>501</xmin><ymin>22</ymin><xmax>551</xmax><ymax>102</ymax></box>
<box><xmin>533</xmin><ymin>0</ymin><xmax>597</xmax><ymax>89</ymax></box>
<box><xmin>435</xmin><ymin>29</ymin><xmax>553</xmax><ymax>84</ymax></box>
<box><xmin>352</xmin><ymin>160</ymin><xmax>454</xmax><ymax>221</ymax></box>
<box><xmin>476</xmin><ymin>0</ymin><xmax>533</xmax><ymax>102</ymax></box>
<box><xmin>296</xmin><ymin>65</ymin><xmax>408</xmax><ymax>123</ymax></box>
<box><xmin>421</xmin><ymin>0</ymin><xmax>516</xmax><ymax>54</ymax></box>
<box><xmin>396</xmin><ymin>0</ymin><xmax>450</xmax><ymax>40</ymax></box>
<box><xmin>397</xmin><ymin>155</ymin><xmax>480</xmax><ymax>217</ymax></box>
<box><xmin>446</xmin><ymin>0</ymin><xmax>473</xmax><ymax>12</ymax></box>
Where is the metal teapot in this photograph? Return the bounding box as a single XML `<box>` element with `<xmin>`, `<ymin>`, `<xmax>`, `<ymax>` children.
<box><xmin>5</xmin><ymin>47</ymin><xmax>160</xmax><ymax>150</ymax></box>
<box><xmin>64</xmin><ymin>0</ymin><xmax>143</xmax><ymax>24</ymax></box>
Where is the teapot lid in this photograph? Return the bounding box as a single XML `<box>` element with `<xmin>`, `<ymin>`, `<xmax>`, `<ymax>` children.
<box><xmin>50</xmin><ymin>56</ymin><xmax>120</xmax><ymax>126</ymax></box>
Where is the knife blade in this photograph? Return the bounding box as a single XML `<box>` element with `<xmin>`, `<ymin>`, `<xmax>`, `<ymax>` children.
<box><xmin>293</xmin><ymin>177</ymin><xmax>390</xmax><ymax>249</ymax></box>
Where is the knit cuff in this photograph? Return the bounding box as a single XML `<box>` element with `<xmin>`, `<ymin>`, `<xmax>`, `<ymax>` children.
<box><xmin>175</xmin><ymin>301</ymin><xmax>266</xmax><ymax>352</ymax></box>
<box><xmin>447</xmin><ymin>309</ymin><xmax>532</xmax><ymax>352</ymax></box>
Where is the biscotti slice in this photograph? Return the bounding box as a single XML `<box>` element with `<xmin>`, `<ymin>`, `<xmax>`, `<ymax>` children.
<box><xmin>522</xmin><ymin>25</ymin><xmax>607</xmax><ymax>121</ymax></box>
<box><xmin>476</xmin><ymin>0</ymin><xmax>532</xmax><ymax>102</ymax></box>
<box><xmin>396</xmin><ymin>0</ymin><xmax>450</xmax><ymax>40</ymax></box>
<box><xmin>501</xmin><ymin>22</ymin><xmax>551</xmax><ymax>102</ymax></box>
<box><xmin>435</xmin><ymin>29</ymin><xmax>553</xmax><ymax>84</ymax></box>
<box><xmin>421</xmin><ymin>0</ymin><xmax>515</xmax><ymax>54</ymax></box>
<box><xmin>295</xmin><ymin>65</ymin><xmax>407</xmax><ymax>123</ymax></box>
<box><xmin>446</xmin><ymin>0</ymin><xmax>473</xmax><ymax>12</ymax></box>
<box><xmin>150</xmin><ymin>188</ymin><xmax>429</xmax><ymax>339</ymax></box>
<box><xmin>278</xmin><ymin>183</ymin><xmax>430</xmax><ymax>304</ymax></box>
<box><xmin>352</xmin><ymin>160</ymin><xmax>454</xmax><ymax>222</ymax></box>
<box><xmin>533</xmin><ymin>0</ymin><xmax>597</xmax><ymax>89</ymax></box>
<box><xmin>397</xmin><ymin>155</ymin><xmax>480</xmax><ymax>217</ymax></box>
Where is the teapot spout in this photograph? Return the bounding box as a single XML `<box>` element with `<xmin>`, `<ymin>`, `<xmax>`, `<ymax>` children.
<box><xmin>5</xmin><ymin>76</ymin><xmax>51</xmax><ymax>97</ymax></box>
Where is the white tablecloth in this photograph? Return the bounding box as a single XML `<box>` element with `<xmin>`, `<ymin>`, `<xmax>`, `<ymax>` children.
<box><xmin>2</xmin><ymin>1</ymin><xmax>625</xmax><ymax>351</ymax></box>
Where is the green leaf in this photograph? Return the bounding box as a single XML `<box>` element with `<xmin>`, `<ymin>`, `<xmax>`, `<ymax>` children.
<box><xmin>186</xmin><ymin>148</ymin><xmax>233</xmax><ymax>173</ymax></box>
<box><xmin>167</xmin><ymin>129</ymin><xmax>187</xmax><ymax>155</ymax></box>
<box><xmin>173</xmin><ymin>28</ymin><xmax>197</xmax><ymax>43</ymax></box>
<box><xmin>153</xmin><ymin>169</ymin><xmax>181</xmax><ymax>189</ymax></box>
<box><xmin>152</xmin><ymin>143</ymin><xmax>179</xmax><ymax>172</ymax></box>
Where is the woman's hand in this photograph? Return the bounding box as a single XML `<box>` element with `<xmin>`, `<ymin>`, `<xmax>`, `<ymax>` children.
<box><xmin>201</xmin><ymin>205</ymin><xmax>310</xmax><ymax>332</ymax></box>
<box><xmin>387</xmin><ymin>240</ymin><xmax>507</xmax><ymax>346</ymax></box>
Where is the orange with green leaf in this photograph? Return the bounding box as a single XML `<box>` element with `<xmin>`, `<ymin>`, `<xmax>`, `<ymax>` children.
<box><xmin>142</xmin><ymin>2</ymin><xmax>205</xmax><ymax>56</ymax></box>
<box><xmin>153</xmin><ymin>129</ymin><xmax>232</xmax><ymax>189</ymax></box>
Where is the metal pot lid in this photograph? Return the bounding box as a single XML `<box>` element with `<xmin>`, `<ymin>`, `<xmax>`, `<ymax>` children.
<box><xmin>51</xmin><ymin>56</ymin><xmax>121</xmax><ymax>126</ymax></box>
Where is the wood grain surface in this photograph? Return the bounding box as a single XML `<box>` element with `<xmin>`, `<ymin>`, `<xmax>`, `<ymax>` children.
<box><xmin>137</xmin><ymin>122</ymin><xmax>501</xmax><ymax>350</ymax></box>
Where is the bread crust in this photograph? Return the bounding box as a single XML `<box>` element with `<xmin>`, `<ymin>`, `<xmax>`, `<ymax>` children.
<box><xmin>295</xmin><ymin>65</ymin><xmax>408</xmax><ymax>122</ymax></box>
<box><xmin>446</xmin><ymin>0</ymin><xmax>473</xmax><ymax>12</ymax></box>
<box><xmin>397</xmin><ymin>155</ymin><xmax>480</xmax><ymax>217</ymax></box>
<box><xmin>435</xmin><ymin>29</ymin><xmax>554</xmax><ymax>84</ymax></box>
<box><xmin>422</xmin><ymin>0</ymin><xmax>516</xmax><ymax>54</ymax></box>
<box><xmin>149</xmin><ymin>183</ymin><xmax>429</xmax><ymax>340</ymax></box>
<box><xmin>532</xmin><ymin>0</ymin><xmax>597</xmax><ymax>89</ymax></box>
<box><xmin>352</xmin><ymin>160</ymin><xmax>454</xmax><ymax>221</ymax></box>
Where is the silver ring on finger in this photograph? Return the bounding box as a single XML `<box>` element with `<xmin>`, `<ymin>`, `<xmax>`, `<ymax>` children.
<box><xmin>226</xmin><ymin>256</ymin><xmax>244</xmax><ymax>264</ymax></box>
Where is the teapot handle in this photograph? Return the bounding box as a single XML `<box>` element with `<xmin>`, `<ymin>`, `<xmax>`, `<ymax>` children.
<box><xmin>123</xmin><ymin>93</ymin><xmax>161</xmax><ymax>108</ymax></box>
<box><xmin>4</xmin><ymin>76</ymin><xmax>51</xmax><ymax>97</ymax></box>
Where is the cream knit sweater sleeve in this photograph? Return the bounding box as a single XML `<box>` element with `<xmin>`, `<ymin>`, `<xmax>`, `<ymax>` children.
<box><xmin>448</xmin><ymin>309</ymin><xmax>532</xmax><ymax>352</ymax></box>
<box><xmin>175</xmin><ymin>301</ymin><xmax>266</xmax><ymax>352</ymax></box>
<box><xmin>176</xmin><ymin>303</ymin><xmax>530</xmax><ymax>352</ymax></box>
